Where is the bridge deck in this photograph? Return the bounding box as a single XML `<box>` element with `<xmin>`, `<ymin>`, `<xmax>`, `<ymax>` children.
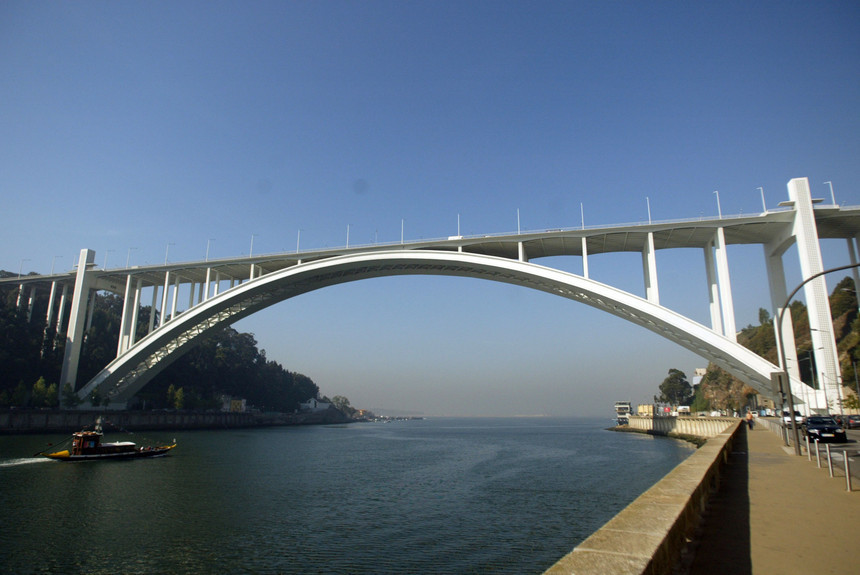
<box><xmin>4</xmin><ymin>206</ymin><xmax>859</xmax><ymax>295</ymax></box>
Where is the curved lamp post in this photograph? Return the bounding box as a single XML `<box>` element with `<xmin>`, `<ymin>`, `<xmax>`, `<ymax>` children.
<box><xmin>776</xmin><ymin>262</ymin><xmax>860</xmax><ymax>455</ymax></box>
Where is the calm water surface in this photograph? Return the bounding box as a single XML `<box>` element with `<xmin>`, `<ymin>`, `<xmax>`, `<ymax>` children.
<box><xmin>0</xmin><ymin>417</ymin><xmax>694</xmax><ymax>574</ymax></box>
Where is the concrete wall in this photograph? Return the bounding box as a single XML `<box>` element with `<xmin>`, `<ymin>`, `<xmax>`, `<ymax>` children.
<box><xmin>625</xmin><ymin>415</ymin><xmax>736</xmax><ymax>438</ymax></box>
<box><xmin>0</xmin><ymin>408</ymin><xmax>350</xmax><ymax>434</ymax></box>
<box><xmin>544</xmin><ymin>420</ymin><xmax>742</xmax><ymax>575</ymax></box>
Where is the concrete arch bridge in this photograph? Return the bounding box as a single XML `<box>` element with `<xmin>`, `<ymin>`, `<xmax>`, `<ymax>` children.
<box><xmin>4</xmin><ymin>177</ymin><xmax>859</xmax><ymax>412</ymax></box>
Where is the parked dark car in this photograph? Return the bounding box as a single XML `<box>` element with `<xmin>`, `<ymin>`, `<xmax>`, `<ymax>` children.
<box><xmin>846</xmin><ymin>414</ymin><xmax>860</xmax><ymax>429</ymax></box>
<box><xmin>803</xmin><ymin>416</ymin><xmax>847</xmax><ymax>443</ymax></box>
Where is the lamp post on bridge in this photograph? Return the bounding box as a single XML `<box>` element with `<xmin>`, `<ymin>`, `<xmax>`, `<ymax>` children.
<box><xmin>164</xmin><ymin>242</ymin><xmax>175</xmax><ymax>265</ymax></box>
<box><xmin>713</xmin><ymin>190</ymin><xmax>722</xmax><ymax>219</ymax></box>
<box><xmin>776</xmin><ymin>262</ymin><xmax>860</xmax><ymax>455</ymax></box>
<box><xmin>126</xmin><ymin>247</ymin><xmax>137</xmax><ymax>268</ymax></box>
<box><xmin>205</xmin><ymin>239</ymin><xmax>215</xmax><ymax>262</ymax></box>
<box><xmin>757</xmin><ymin>187</ymin><xmax>766</xmax><ymax>212</ymax></box>
<box><xmin>18</xmin><ymin>258</ymin><xmax>30</xmax><ymax>279</ymax></box>
<box><xmin>824</xmin><ymin>181</ymin><xmax>835</xmax><ymax>205</ymax></box>
<box><xmin>50</xmin><ymin>255</ymin><xmax>62</xmax><ymax>275</ymax></box>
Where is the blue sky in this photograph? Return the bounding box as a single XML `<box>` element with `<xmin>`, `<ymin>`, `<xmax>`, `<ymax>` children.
<box><xmin>2</xmin><ymin>1</ymin><xmax>859</xmax><ymax>416</ymax></box>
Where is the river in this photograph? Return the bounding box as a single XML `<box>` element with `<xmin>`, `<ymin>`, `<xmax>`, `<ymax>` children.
<box><xmin>0</xmin><ymin>417</ymin><xmax>694</xmax><ymax>574</ymax></box>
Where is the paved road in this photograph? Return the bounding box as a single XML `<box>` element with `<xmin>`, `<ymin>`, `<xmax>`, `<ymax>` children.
<box><xmin>777</xmin><ymin>421</ymin><xmax>860</xmax><ymax>479</ymax></box>
<box><xmin>686</xmin><ymin>423</ymin><xmax>859</xmax><ymax>575</ymax></box>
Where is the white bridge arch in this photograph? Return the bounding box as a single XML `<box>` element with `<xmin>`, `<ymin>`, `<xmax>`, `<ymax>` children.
<box><xmin>80</xmin><ymin>249</ymin><xmax>779</xmax><ymax>404</ymax></box>
<box><xmin>4</xmin><ymin>176</ymin><xmax>858</xmax><ymax>411</ymax></box>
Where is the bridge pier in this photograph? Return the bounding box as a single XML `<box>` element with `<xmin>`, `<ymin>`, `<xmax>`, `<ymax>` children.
<box><xmin>787</xmin><ymin>178</ymin><xmax>841</xmax><ymax>412</ymax></box>
<box><xmin>642</xmin><ymin>232</ymin><xmax>659</xmax><ymax>304</ymax></box>
<box><xmin>58</xmin><ymin>249</ymin><xmax>95</xmax><ymax>393</ymax></box>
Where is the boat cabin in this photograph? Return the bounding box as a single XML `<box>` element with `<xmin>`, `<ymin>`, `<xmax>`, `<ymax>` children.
<box><xmin>71</xmin><ymin>431</ymin><xmax>136</xmax><ymax>456</ymax></box>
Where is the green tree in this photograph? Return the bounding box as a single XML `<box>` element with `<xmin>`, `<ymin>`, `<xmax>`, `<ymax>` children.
<box><xmin>331</xmin><ymin>395</ymin><xmax>354</xmax><ymax>415</ymax></box>
<box><xmin>655</xmin><ymin>369</ymin><xmax>693</xmax><ymax>405</ymax></box>
<box><xmin>11</xmin><ymin>381</ymin><xmax>28</xmax><ymax>407</ymax></box>
<box><xmin>31</xmin><ymin>377</ymin><xmax>49</xmax><ymax>407</ymax></box>
<box><xmin>62</xmin><ymin>383</ymin><xmax>82</xmax><ymax>408</ymax></box>
<box><xmin>842</xmin><ymin>394</ymin><xmax>859</xmax><ymax>410</ymax></box>
<box><xmin>89</xmin><ymin>387</ymin><xmax>102</xmax><ymax>407</ymax></box>
<box><xmin>45</xmin><ymin>383</ymin><xmax>58</xmax><ymax>407</ymax></box>
<box><xmin>173</xmin><ymin>387</ymin><xmax>185</xmax><ymax>410</ymax></box>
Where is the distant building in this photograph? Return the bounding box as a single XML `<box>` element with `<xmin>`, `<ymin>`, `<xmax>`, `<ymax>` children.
<box><xmin>637</xmin><ymin>404</ymin><xmax>655</xmax><ymax>417</ymax></box>
<box><xmin>221</xmin><ymin>396</ymin><xmax>246</xmax><ymax>413</ymax></box>
<box><xmin>299</xmin><ymin>398</ymin><xmax>331</xmax><ymax>413</ymax></box>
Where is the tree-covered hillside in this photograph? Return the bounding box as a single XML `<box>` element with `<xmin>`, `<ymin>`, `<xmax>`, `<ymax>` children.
<box><xmin>0</xmin><ymin>282</ymin><xmax>319</xmax><ymax>411</ymax></box>
<box><xmin>686</xmin><ymin>276</ymin><xmax>859</xmax><ymax>412</ymax></box>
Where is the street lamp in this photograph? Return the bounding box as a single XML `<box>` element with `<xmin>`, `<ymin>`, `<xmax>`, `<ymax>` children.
<box><xmin>126</xmin><ymin>247</ymin><xmax>137</xmax><ymax>268</ymax></box>
<box><xmin>776</xmin><ymin>262</ymin><xmax>860</xmax><ymax>455</ymax></box>
<box><xmin>714</xmin><ymin>190</ymin><xmax>722</xmax><ymax>219</ymax></box>
<box><xmin>646</xmin><ymin>197</ymin><xmax>652</xmax><ymax>224</ymax></box>
<box><xmin>50</xmin><ymin>255</ymin><xmax>63</xmax><ymax>275</ymax></box>
<box><xmin>164</xmin><ymin>242</ymin><xmax>175</xmax><ymax>265</ymax></box>
<box><xmin>757</xmin><ymin>187</ymin><xmax>766</xmax><ymax>212</ymax></box>
<box><xmin>249</xmin><ymin>234</ymin><xmax>257</xmax><ymax>258</ymax></box>
<box><xmin>824</xmin><ymin>181</ymin><xmax>835</xmax><ymax>205</ymax></box>
<box><xmin>206</xmin><ymin>239</ymin><xmax>215</xmax><ymax>261</ymax></box>
<box><xmin>18</xmin><ymin>258</ymin><xmax>30</xmax><ymax>278</ymax></box>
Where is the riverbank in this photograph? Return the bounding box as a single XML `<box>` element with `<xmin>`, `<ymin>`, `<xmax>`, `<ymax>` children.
<box><xmin>611</xmin><ymin>424</ymin><xmax>708</xmax><ymax>447</ymax></box>
<box><xmin>0</xmin><ymin>407</ymin><xmax>351</xmax><ymax>434</ymax></box>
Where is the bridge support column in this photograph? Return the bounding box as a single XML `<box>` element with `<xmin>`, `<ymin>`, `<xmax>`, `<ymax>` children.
<box><xmin>170</xmin><ymin>275</ymin><xmax>180</xmax><ymax>320</ymax></box>
<box><xmin>45</xmin><ymin>281</ymin><xmax>57</xmax><ymax>327</ymax></box>
<box><xmin>41</xmin><ymin>281</ymin><xmax>59</xmax><ymax>358</ymax></box>
<box><xmin>26</xmin><ymin>286</ymin><xmax>36</xmax><ymax>322</ymax></box>
<box><xmin>642</xmin><ymin>232</ymin><xmax>659</xmax><ymax>303</ymax></box>
<box><xmin>59</xmin><ymin>249</ymin><xmax>96</xmax><ymax>391</ymax></box>
<box><xmin>518</xmin><ymin>241</ymin><xmax>528</xmax><ymax>263</ymax></box>
<box><xmin>55</xmin><ymin>283</ymin><xmax>68</xmax><ymax>347</ymax></box>
<box><xmin>713</xmin><ymin>227</ymin><xmax>737</xmax><ymax>341</ymax></box>
<box><xmin>204</xmin><ymin>268</ymin><xmax>212</xmax><ymax>300</ymax></box>
<box><xmin>160</xmin><ymin>272</ymin><xmax>170</xmax><ymax>327</ymax></box>
<box><xmin>581</xmin><ymin>237</ymin><xmax>589</xmax><ymax>278</ymax></box>
<box><xmin>788</xmin><ymin>177</ymin><xmax>841</xmax><ymax>411</ymax></box>
<box><xmin>765</xmin><ymin>244</ymin><xmax>801</xmax><ymax>387</ymax></box>
<box><xmin>117</xmin><ymin>275</ymin><xmax>136</xmax><ymax>355</ymax></box>
<box><xmin>704</xmin><ymin>240</ymin><xmax>723</xmax><ymax>335</ymax></box>
<box><xmin>149</xmin><ymin>285</ymin><xmax>158</xmax><ymax>333</ymax></box>
<box><xmin>130</xmin><ymin>278</ymin><xmax>142</xmax><ymax>347</ymax></box>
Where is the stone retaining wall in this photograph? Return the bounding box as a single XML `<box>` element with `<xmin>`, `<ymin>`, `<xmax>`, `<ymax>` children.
<box><xmin>0</xmin><ymin>408</ymin><xmax>348</xmax><ymax>434</ymax></box>
<box><xmin>625</xmin><ymin>415</ymin><xmax>736</xmax><ymax>438</ymax></box>
<box><xmin>544</xmin><ymin>419</ymin><xmax>742</xmax><ymax>574</ymax></box>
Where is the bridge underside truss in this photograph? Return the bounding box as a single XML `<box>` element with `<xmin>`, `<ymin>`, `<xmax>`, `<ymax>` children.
<box><xmin>79</xmin><ymin>250</ymin><xmax>783</xmax><ymax>405</ymax></box>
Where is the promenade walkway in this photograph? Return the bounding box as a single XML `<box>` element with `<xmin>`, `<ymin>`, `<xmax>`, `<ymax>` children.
<box><xmin>687</xmin><ymin>423</ymin><xmax>859</xmax><ymax>575</ymax></box>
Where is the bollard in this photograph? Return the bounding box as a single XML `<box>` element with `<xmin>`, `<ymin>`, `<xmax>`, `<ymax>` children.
<box><xmin>805</xmin><ymin>435</ymin><xmax>811</xmax><ymax>460</ymax></box>
<box><xmin>845</xmin><ymin>453</ymin><xmax>853</xmax><ymax>492</ymax></box>
<box><xmin>815</xmin><ymin>439</ymin><xmax>821</xmax><ymax>468</ymax></box>
<box><xmin>826</xmin><ymin>444</ymin><xmax>833</xmax><ymax>477</ymax></box>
